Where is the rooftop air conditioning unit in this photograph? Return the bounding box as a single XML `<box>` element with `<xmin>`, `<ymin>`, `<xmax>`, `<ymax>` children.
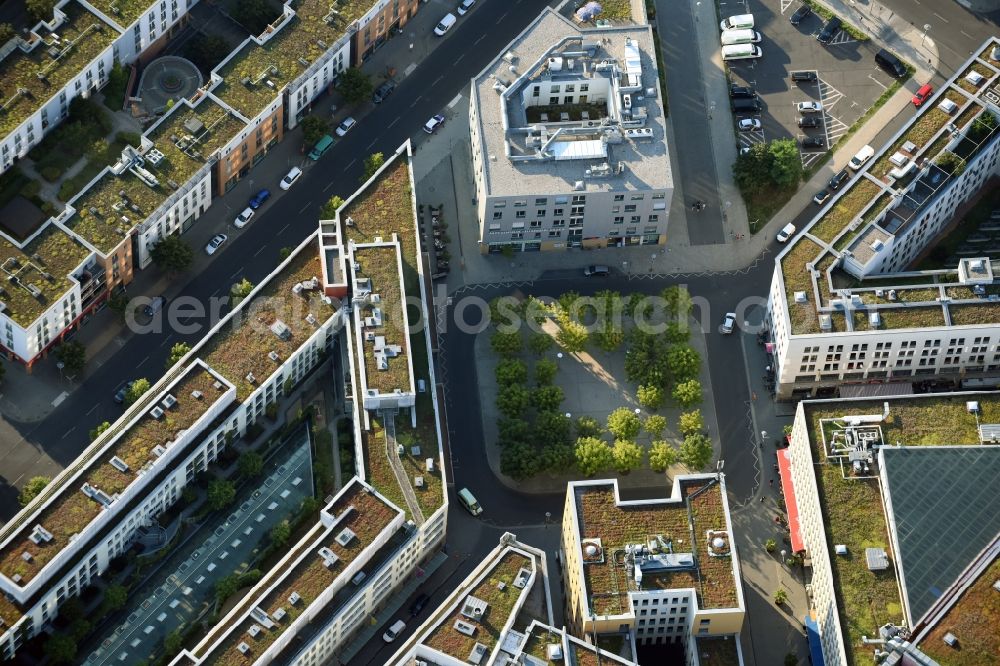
<box><xmin>268</xmin><ymin>350</ymin><xmax>280</xmax><ymax>362</ymax></box>
<box><xmin>161</xmin><ymin>394</ymin><xmax>177</xmax><ymax>409</ymax></box>
<box><xmin>351</xmin><ymin>571</ymin><xmax>366</xmax><ymax>586</ymax></box>
<box><xmin>149</xmin><ymin>406</ymin><xmax>164</xmax><ymax>420</ymax></box>
<box><xmin>237</xmin><ymin>643</ymin><xmax>250</xmax><ymax>655</ymax></box>
<box><xmin>289</xmin><ymin>592</ymin><xmax>301</xmax><ymax>605</ymax></box>
<box><xmin>191</xmin><ymin>390</ymin><xmax>203</xmax><ymax>400</ymax></box>
<box><xmin>152</xmin><ymin>445</ymin><xmax>166</xmax><ymax>457</ymax></box>
<box><xmin>109</xmin><ymin>456</ymin><xmax>129</xmax><ymax>473</ymax></box>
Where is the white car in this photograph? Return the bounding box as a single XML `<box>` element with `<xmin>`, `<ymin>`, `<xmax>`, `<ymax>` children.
<box><xmin>434</xmin><ymin>13</ymin><xmax>457</xmax><ymax>36</ymax></box>
<box><xmin>797</xmin><ymin>101</ymin><xmax>823</xmax><ymax>113</ymax></box>
<box><xmin>423</xmin><ymin>114</ymin><xmax>445</xmax><ymax>134</ymax></box>
<box><xmin>382</xmin><ymin>619</ymin><xmax>406</xmax><ymax>643</ymax></box>
<box><xmin>776</xmin><ymin>223</ymin><xmax>797</xmax><ymax>243</ymax></box>
<box><xmin>335</xmin><ymin>117</ymin><xmax>356</xmax><ymax>137</ymax></box>
<box><xmin>234</xmin><ymin>208</ymin><xmax>254</xmax><ymax>229</ymax></box>
<box><xmin>457</xmin><ymin>0</ymin><xmax>475</xmax><ymax>15</ymax></box>
<box><xmin>205</xmin><ymin>233</ymin><xmax>228</xmax><ymax>255</ymax></box>
<box><xmin>280</xmin><ymin>166</ymin><xmax>302</xmax><ymax>190</ymax></box>
<box><xmin>738</xmin><ymin>118</ymin><xmax>761</xmax><ymax>131</ymax></box>
<box><xmin>721</xmin><ymin>312</ymin><xmax>737</xmax><ymax>334</ymax></box>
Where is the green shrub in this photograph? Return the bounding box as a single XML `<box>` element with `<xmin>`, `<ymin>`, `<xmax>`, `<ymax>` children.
<box><xmin>40</xmin><ymin>165</ymin><xmax>62</xmax><ymax>182</ymax></box>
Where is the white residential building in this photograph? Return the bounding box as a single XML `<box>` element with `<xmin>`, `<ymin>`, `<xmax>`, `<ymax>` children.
<box><xmin>469</xmin><ymin>7</ymin><xmax>673</xmax><ymax>253</ymax></box>
<box><xmin>766</xmin><ymin>38</ymin><xmax>1000</xmax><ymax>400</ymax></box>
<box><xmin>0</xmin><ymin>0</ymin><xmax>197</xmax><ymax>175</ymax></box>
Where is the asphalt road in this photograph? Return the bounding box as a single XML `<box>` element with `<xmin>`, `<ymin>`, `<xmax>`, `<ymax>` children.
<box><xmin>0</xmin><ymin>0</ymin><xmax>556</xmax><ymax>517</ymax></box>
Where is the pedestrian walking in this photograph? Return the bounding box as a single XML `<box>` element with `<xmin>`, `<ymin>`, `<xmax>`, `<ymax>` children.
<box><xmin>769</xmin><ymin>478</ymin><xmax>774</xmax><ymax>487</ymax></box>
<box><xmin>759</xmin><ymin>496</ymin><xmax>764</xmax><ymax>503</ymax></box>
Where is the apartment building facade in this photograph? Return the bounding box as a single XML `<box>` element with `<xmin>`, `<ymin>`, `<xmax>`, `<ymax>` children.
<box><xmin>469</xmin><ymin>8</ymin><xmax>673</xmax><ymax>254</ymax></box>
<box><xmin>0</xmin><ymin>0</ymin><xmax>196</xmax><ymax>176</ymax></box>
<box><xmin>766</xmin><ymin>39</ymin><xmax>1000</xmax><ymax>400</ymax></box>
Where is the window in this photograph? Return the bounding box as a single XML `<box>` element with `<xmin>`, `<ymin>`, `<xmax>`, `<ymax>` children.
<box><xmin>580</xmin><ymin>84</ymin><xmax>589</xmax><ymax>91</ymax></box>
<box><xmin>514</xmin><ymin>200</ymin><xmax>527</xmax><ymax>207</ymax></box>
<box><xmin>613</xmin><ymin>217</ymin><xmax>624</xmax><ymax>224</ymax></box>
<box><xmin>493</xmin><ymin>211</ymin><xmax>503</xmax><ymax>220</ymax></box>
<box><xmin>529</xmin><ymin>220</ymin><xmax>542</xmax><ymax>228</ymax></box>
<box><xmin>648</xmin><ymin>214</ymin><xmax>659</xmax><ymax>223</ymax></box>
<box><xmin>532</xmin><ymin>86</ymin><xmax>540</xmax><ymax>97</ymax></box>
<box><xmin>565</xmin><ymin>84</ymin><xmax>575</xmax><ymax>92</ymax></box>
<box><xmin>515</xmin><ymin>210</ymin><xmax>526</xmax><ymax>218</ymax></box>
<box><xmin>549</xmin><ymin>96</ymin><xmax>559</xmax><ymax>105</ymax></box>
<box><xmin>614</xmin><ymin>194</ymin><xmax>625</xmax><ymax>202</ymax></box>
<box><xmin>553</xmin><ymin>208</ymin><xmax>564</xmax><ymax>216</ymax></box>
<box><xmin>548</xmin><ymin>230</ymin><xmax>561</xmax><ymax>238</ymax></box>
<box><xmin>624</xmin><ymin>205</ymin><xmax>637</xmax><ymax>213</ymax></box>
<box><xmin>536</xmin><ymin>209</ymin><xmax>546</xmax><ymax>217</ymax></box>
<box><xmin>572</xmin><ymin>195</ymin><xmax>586</xmax><ymax>204</ymax></box>
<box><xmin>552</xmin><ymin>219</ymin><xmax>565</xmax><ymax>227</ymax></box>
<box><xmin>494</xmin><ymin>201</ymin><xmax>507</xmax><ymax>208</ymax></box>
<box><xmin>631</xmin><ymin>194</ymin><xmax>645</xmax><ymax>201</ymax></box>
<box><xmin>535</xmin><ymin>198</ymin><xmax>548</xmax><ymax>206</ymax></box>
<box><xmin>551</xmin><ymin>85</ymin><xmax>561</xmax><ymax>93</ymax></box>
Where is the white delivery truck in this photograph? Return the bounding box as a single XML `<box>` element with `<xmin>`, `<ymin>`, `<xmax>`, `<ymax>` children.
<box><xmin>722</xmin><ymin>44</ymin><xmax>763</xmax><ymax>61</ymax></box>
<box><xmin>720</xmin><ymin>13</ymin><xmax>754</xmax><ymax>30</ymax></box>
<box><xmin>721</xmin><ymin>28</ymin><xmax>762</xmax><ymax>45</ymax></box>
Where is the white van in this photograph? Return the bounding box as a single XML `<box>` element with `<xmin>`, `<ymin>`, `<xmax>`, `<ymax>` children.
<box><xmin>721</xmin><ymin>28</ymin><xmax>762</xmax><ymax>45</ymax></box>
<box><xmin>433</xmin><ymin>13</ymin><xmax>456</xmax><ymax>36</ymax></box>
<box><xmin>458</xmin><ymin>488</ymin><xmax>483</xmax><ymax>516</ymax></box>
<box><xmin>722</xmin><ymin>44</ymin><xmax>762</xmax><ymax>61</ymax></box>
<box><xmin>720</xmin><ymin>13</ymin><xmax>754</xmax><ymax>31</ymax></box>
<box><xmin>848</xmin><ymin>144</ymin><xmax>875</xmax><ymax>170</ymax></box>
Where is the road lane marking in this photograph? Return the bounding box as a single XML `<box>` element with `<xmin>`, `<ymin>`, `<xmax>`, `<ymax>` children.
<box><xmin>86</xmin><ymin>404</ymin><xmax>98</xmax><ymax>416</ymax></box>
<box><xmin>344</xmin><ymin>158</ymin><xmax>357</xmax><ymax>171</ymax></box>
<box><xmin>323</xmin><ymin>181</ymin><xmax>335</xmax><ymax>191</ymax></box>
<box><xmin>868</xmin><ymin>74</ymin><xmax>888</xmax><ymax>90</ymax></box>
<box><xmin>367</xmin><ymin>139</ymin><xmax>377</xmax><ymax>150</ymax></box>
<box><xmin>961</xmin><ymin>30</ymin><xmax>973</xmax><ymax>39</ymax></box>
<box><xmin>279</xmin><ymin>223</ymin><xmax>289</xmax><ymax>234</ymax></box>
<box><xmin>387</xmin><ymin>116</ymin><xmax>400</xmax><ymax>128</ymax></box>
<box><xmin>139</xmin><ymin>355</ymin><xmax>149</xmax><ymax>367</ymax></box>
<box><xmin>932</xmin><ymin>11</ymin><xmax>949</xmax><ymax>23</ymax></box>
<box><xmin>61</xmin><ymin>427</ymin><xmax>75</xmax><ymax>440</ymax></box>
<box><xmin>474</xmin><ymin>34</ymin><xmax>485</xmax><ymax>45</ymax></box>
<box><xmin>253</xmin><ymin>246</ymin><xmax>266</xmax><ymax>257</ymax></box>
<box><xmin>159</xmin><ymin>335</ymin><xmax>174</xmax><ymax>348</ymax></box>
<box><xmin>448</xmin><ymin>94</ymin><xmax>463</xmax><ymax>108</ymax></box>
<box><xmin>297</xmin><ymin>201</ymin><xmax>312</xmax><ymax>214</ymax></box>
<box><xmin>404</xmin><ymin>63</ymin><xmax>417</xmax><ymax>77</ymax></box>
<box><xmin>454</xmin><ymin>53</ymin><xmax>464</xmax><ymax>65</ymax></box>
<box><xmin>432</xmin><ymin>75</ymin><xmax>444</xmax><ymax>86</ymax></box>
<box><xmin>52</xmin><ymin>391</ymin><xmax>68</xmax><ymax>407</ymax></box>
<box><xmin>498</xmin><ymin>11</ymin><xmax>508</xmax><ymax>21</ymax></box>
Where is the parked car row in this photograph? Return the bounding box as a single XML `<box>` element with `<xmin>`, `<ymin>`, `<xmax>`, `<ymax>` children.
<box><xmin>434</xmin><ymin>0</ymin><xmax>476</xmax><ymax>37</ymax></box>
<box><xmin>719</xmin><ymin>14</ymin><xmax>762</xmax><ymax>61</ymax></box>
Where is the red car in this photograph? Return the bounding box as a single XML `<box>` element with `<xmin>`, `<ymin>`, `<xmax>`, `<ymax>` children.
<box><xmin>912</xmin><ymin>84</ymin><xmax>933</xmax><ymax>107</ymax></box>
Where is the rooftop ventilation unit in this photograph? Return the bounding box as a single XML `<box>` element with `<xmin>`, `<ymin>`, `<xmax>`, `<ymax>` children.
<box><xmin>247</xmin><ymin>625</ymin><xmax>261</xmax><ymax>638</ymax></box>
<box><xmin>237</xmin><ymin>643</ymin><xmax>250</xmax><ymax>655</ymax></box>
<box><xmin>268</xmin><ymin>350</ymin><xmax>280</xmax><ymax>362</ymax></box>
<box><xmin>152</xmin><ymin>445</ymin><xmax>166</xmax><ymax>457</ymax></box>
<box><xmin>461</xmin><ymin>595</ymin><xmax>488</xmax><ymax>620</ymax></box>
<box><xmin>246</xmin><ymin>372</ymin><xmax>256</xmax><ymax>384</ymax></box>
<box><xmin>869</xmin><ymin>312</ymin><xmax>881</xmax><ymax>327</ymax></box>
<box><xmin>351</xmin><ymin>571</ymin><xmax>366</xmax><ymax>586</ymax></box>
<box><xmin>29</xmin><ymin>525</ymin><xmax>53</xmax><ymax>544</ymax></box>
<box><xmin>793</xmin><ymin>291</ymin><xmax>808</xmax><ymax>303</ymax></box>
<box><xmin>819</xmin><ymin>314</ymin><xmax>833</xmax><ymax>330</ymax></box>
<box><xmin>967</xmin><ymin>401</ymin><xmax>980</xmax><ymax>413</ymax></box>
<box><xmin>318</xmin><ymin>546</ymin><xmax>339</xmax><ymax>567</ymax></box>
<box><xmin>270</xmin><ymin>320</ymin><xmax>291</xmax><ymax>340</ymax></box>
<box><xmin>149</xmin><ymin>406</ymin><xmax>164</xmax><ymax>420</ymax></box>
<box><xmin>213</xmin><ymin>380</ymin><xmax>224</xmax><ymax>391</ymax></box>
<box><xmin>288</xmin><ymin>591</ymin><xmax>301</xmax><ymax>605</ymax></box>
<box><xmin>109</xmin><ymin>456</ymin><xmax>129</xmax><ymax>473</ymax></box>
<box><xmin>454</xmin><ymin>620</ymin><xmax>477</xmax><ymax>636</ymax></box>
<box><xmin>513</xmin><ymin>567</ymin><xmax>531</xmax><ymax>589</ymax></box>
<box><xmin>272</xmin><ymin>607</ymin><xmax>286</xmax><ymax>622</ymax></box>
<box><xmin>191</xmin><ymin>390</ymin><xmax>203</xmax><ymax>400</ymax></box>
<box><xmin>305</xmin><ymin>313</ymin><xmax>318</xmax><ymax>326</ymax></box>
<box><xmin>335</xmin><ymin>527</ymin><xmax>356</xmax><ymax>546</ymax></box>
<box><xmin>161</xmin><ymin>393</ymin><xmax>177</xmax><ymax>410</ymax></box>
<box><xmin>145</xmin><ymin>149</ymin><xmax>165</xmax><ymax>166</ymax></box>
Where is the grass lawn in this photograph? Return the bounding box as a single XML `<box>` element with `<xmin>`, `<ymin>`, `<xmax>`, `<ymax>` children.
<box><xmin>746</xmin><ymin>183</ymin><xmax>797</xmax><ymax>233</ymax></box>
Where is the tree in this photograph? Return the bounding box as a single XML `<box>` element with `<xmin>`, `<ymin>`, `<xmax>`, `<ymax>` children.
<box><xmin>271</xmin><ymin>520</ymin><xmax>291</xmax><ymax>547</ymax></box>
<box><xmin>575</xmin><ymin>415</ymin><xmax>603</xmax><ymax>439</ymax></box>
<box><xmin>166</xmin><ymin>342</ymin><xmax>191</xmax><ymax>369</ymax></box>
<box><xmin>238</xmin><ymin>451</ymin><xmax>264</xmax><ymax>479</ymax></box>
<box><xmin>497</xmin><ymin>418</ymin><xmax>530</xmax><ymax>443</ymax></box>
<box><xmin>362</xmin><ymin>152</ymin><xmax>385</xmax><ymax>182</ymax></box>
<box><xmin>679</xmin><ymin>433</ymin><xmax>713</xmax><ymax>470</ymax></box>
<box><xmin>624</xmin><ymin>330</ymin><xmax>670</xmax><ymax>386</ymax></box>
<box><xmin>102</xmin><ymin>584</ymin><xmax>128</xmax><ymax>612</ymax></box>
<box><xmin>231</xmin><ymin>0</ymin><xmax>275</xmax><ymax>33</ymax></box>
<box><xmin>534</xmin><ymin>411</ymin><xmax>571</xmax><ymax>449</ymax></box>
<box><xmin>768</xmin><ymin>139</ymin><xmax>803</xmax><ymax>188</ymax></box>
<box><xmin>494</xmin><ymin>359</ymin><xmax>527</xmax><ymax>385</ymax></box>
<box><xmin>611</xmin><ymin>439</ymin><xmax>643</xmax><ymax>474</ymax></box>
<box><xmin>215</xmin><ymin>574</ymin><xmax>239</xmax><ymax>602</ymax></box>
<box><xmin>679</xmin><ymin>409</ymin><xmax>704</xmax><ymax>436</ymax></box>
<box><xmin>44</xmin><ymin>634</ymin><xmax>76</xmax><ymax>664</ymax></box>
<box><xmin>528</xmin><ymin>332</ymin><xmax>553</xmax><ymax>356</ymax></box>
<box><xmin>18</xmin><ymin>476</ymin><xmax>49</xmax><ymax>507</ymax></box>
<box><xmin>606</xmin><ymin>407</ymin><xmax>641</xmax><ymax>441</ymax></box>
<box><xmin>672</xmin><ymin>379</ymin><xmax>702</xmax><ymax>408</ymax></box>
<box><xmin>207</xmin><ymin>479</ymin><xmax>236</xmax><ymax>511</ymax></box>
<box><xmin>163</xmin><ymin>629</ymin><xmax>184</xmax><ymax>657</ymax></box>
<box><xmin>575</xmin><ymin>437</ymin><xmax>613</xmax><ymax>477</ymax></box>
<box><xmin>90</xmin><ymin>421</ymin><xmax>111</xmax><ymax>441</ymax></box>
<box><xmin>556</xmin><ymin>320</ymin><xmax>589</xmax><ymax>353</ymax></box>
<box><xmin>55</xmin><ymin>341</ymin><xmax>86</xmax><ymax>377</ymax></box>
<box><xmin>649</xmin><ymin>440</ymin><xmax>678</xmax><ymax>472</ymax></box>
<box><xmin>765</xmin><ymin>538</ymin><xmax>777</xmax><ymax>553</ymax></box>
<box><xmin>500</xmin><ymin>440</ymin><xmax>539</xmax><ymax>480</ymax></box>
<box><xmin>496</xmin><ymin>384</ymin><xmax>530</xmax><ymax>418</ymax></box>
<box><xmin>661</xmin><ymin>285</ymin><xmax>693</xmax><ymax>319</ymax></box>
<box><xmin>667</xmin><ymin>345</ymin><xmax>701</xmax><ymax>382</ymax></box>
<box><xmin>592</xmin><ymin>323</ymin><xmax>624</xmax><ymax>351</ymax></box>
<box><xmin>644</xmin><ymin>415</ymin><xmax>667</xmax><ymax>439</ymax></box>
<box><xmin>183</xmin><ymin>34</ymin><xmax>231</xmax><ymax>71</ymax></box>
<box><xmin>108</xmin><ymin>290</ymin><xmax>129</xmax><ymax>320</ymax></box>
<box><xmin>26</xmin><ymin>0</ymin><xmax>57</xmax><ymax>22</ymax></box>
<box><xmin>636</xmin><ymin>384</ymin><xmax>664</xmax><ymax>410</ymax></box>
<box><xmin>321</xmin><ymin>195</ymin><xmax>346</xmax><ymax>218</ymax></box>
<box><xmin>538</xmin><ymin>442</ymin><xmax>574</xmax><ymax>472</ymax></box>
<box><xmin>338</xmin><ymin>67</ymin><xmax>373</xmax><ymax>104</ymax></box>
<box><xmin>773</xmin><ymin>588</ymin><xmax>788</xmax><ymax>606</ymax></box>
<box><xmin>151</xmin><ymin>234</ymin><xmax>194</xmax><ymax>273</ymax></box>
<box><xmin>124</xmin><ymin>377</ymin><xmax>151</xmax><ymax>406</ymax></box>
<box><xmin>664</xmin><ymin>321</ymin><xmax>690</xmax><ymax>344</ymax></box>
<box><xmin>231</xmin><ymin>277</ymin><xmax>254</xmax><ymax>300</ymax></box>
<box><xmin>279</xmin><ymin>246</ymin><xmax>293</xmax><ymax>260</ymax></box>
<box><xmin>490</xmin><ymin>330</ymin><xmax>522</xmax><ymax>356</ymax></box>
<box><xmin>0</xmin><ymin>24</ymin><xmax>14</xmax><ymax>45</ymax></box>
<box><xmin>533</xmin><ymin>358</ymin><xmax>557</xmax><ymax>385</ymax></box>
<box><xmin>532</xmin><ymin>385</ymin><xmax>564</xmax><ymax>412</ymax></box>
<box><xmin>732</xmin><ymin>141</ymin><xmax>773</xmax><ymax>193</ymax></box>
<box><xmin>300</xmin><ymin>115</ymin><xmax>329</xmax><ymax>146</ymax></box>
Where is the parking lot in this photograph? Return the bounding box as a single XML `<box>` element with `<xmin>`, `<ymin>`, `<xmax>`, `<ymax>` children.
<box><xmin>722</xmin><ymin>0</ymin><xmax>902</xmax><ymax>168</ymax></box>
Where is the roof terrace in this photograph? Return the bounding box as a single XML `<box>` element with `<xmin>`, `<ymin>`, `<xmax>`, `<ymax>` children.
<box><xmin>0</xmin><ymin>2</ymin><xmax>120</xmax><ymax>137</ymax></box>
<box><xmin>67</xmin><ymin>97</ymin><xmax>245</xmax><ymax>254</ymax></box>
<box><xmin>422</xmin><ymin>551</ymin><xmax>533</xmax><ymax>662</ymax></box>
<box><xmin>200</xmin><ymin>236</ymin><xmax>336</xmax><ymax>400</ymax></box>
<box><xmin>692</xmin><ymin>636</ymin><xmax>741</xmax><ymax>666</ymax></box>
<box><xmin>573</xmin><ymin>479</ymin><xmax>738</xmax><ymax>617</ymax></box>
<box><xmin>800</xmin><ymin>393</ymin><xmax>1000</xmax><ymax>666</ymax></box>
<box><xmin>778</xmin><ymin>41</ymin><xmax>1000</xmax><ymax>335</ymax></box>
<box><xmin>198</xmin><ymin>480</ymin><xmax>400</xmax><ymax>666</ymax></box>
<box><xmin>0</xmin><ymin>223</ymin><xmax>91</xmax><ymax>327</ymax></box>
<box><xmin>0</xmin><ymin>364</ymin><xmax>227</xmax><ymax>587</ymax></box>
<box><xmin>212</xmin><ymin>0</ymin><xmax>373</xmax><ymax>119</ymax></box>
<box><xmin>353</xmin><ymin>245</ymin><xmax>411</xmax><ymax>395</ymax></box>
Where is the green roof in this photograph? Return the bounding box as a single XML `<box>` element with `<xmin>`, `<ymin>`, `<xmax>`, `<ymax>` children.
<box><xmin>880</xmin><ymin>446</ymin><xmax>1000</xmax><ymax>625</ymax></box>
<box><xmin>213</xmin><ymin>0</ymin><xmax>374</xmax><ymax>118</ymax></box>
<box><xmin>85</xmin><ymin>0</ymin><xmax>157</xmax><ymax>28</ymax></box>
<box><xmin>0</xmin><ymin>224</ymin><xmax>90</xmax><ymax>327</ymax></box>
<box><xmin>0</xmin><ymin>3</ymin><xmax>120</xmax><ymax>137</ymax></box>
<box><xmin>67</xmin><ymin>97</ymin><xmax>245</xmax><ymax>254</ymax></box>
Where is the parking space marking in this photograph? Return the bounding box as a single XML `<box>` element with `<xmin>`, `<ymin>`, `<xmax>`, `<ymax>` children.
<box><xmin>824</xmin><ymin>114</ymin><xmax>850</xmax><ymax>145</ymax></box>
<box><xmin>801</xmin><ymin>151</ymin><xmax>824</xmax><ymax>169</ymax></box>
<box><xmin>868</xmin><ymin>73</ymin><xmax>888</xmax><ymax>90</ymax></box>
<box><xmin>780</xmin><ymin>0</ymin><xmax>795</xmax><ymax>13</ymax></box>
<box><xmin>828</xmin><ymin>31</ymin><xmax>857</xmax><ymax>46</ymax></box>
<box><xmin>818</xmin><ymin>79</ymin><xmax>845</xmax><ymax>111</ymax></box>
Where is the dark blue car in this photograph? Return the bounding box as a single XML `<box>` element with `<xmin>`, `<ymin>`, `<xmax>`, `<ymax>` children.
<box><xmin>249</xmin><ymin>189</ymin><xmax>271</xmax><ymax>209</ymax></box>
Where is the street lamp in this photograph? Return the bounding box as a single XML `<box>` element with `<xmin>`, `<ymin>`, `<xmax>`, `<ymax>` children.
<box><xmin>621</xmin><ymin>260</ymin><xmax>628</xmax><ymax>276</ymax></box>
<box><xmin>634</xmin><ymin>408</ymin><xmax>641</xmax><ymax>416</ymax></box>
<box><xmin>921</xmin><ymin>24</ymin><xmax>931</xmax><ymax>46</ymax></box>
<box><xmin>565</xmin><ymin>412</ymin><xmax>572</xmax><ymax>419</ymax></box>
<box><xmin>760</xmin><ymin>430</ymin><xmax>768</xmax><ymax>448</ymax></box>
<box><xmin>56</xmin><ymin>361</ymin><xmax>65</xmax><ymax>381</ymax></box>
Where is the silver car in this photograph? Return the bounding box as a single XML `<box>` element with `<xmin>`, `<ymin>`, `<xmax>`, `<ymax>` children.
<box><xmin>205</xmin><ymin>233</ymin><xmax>228</xmax><ymax>255</ymax></box>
